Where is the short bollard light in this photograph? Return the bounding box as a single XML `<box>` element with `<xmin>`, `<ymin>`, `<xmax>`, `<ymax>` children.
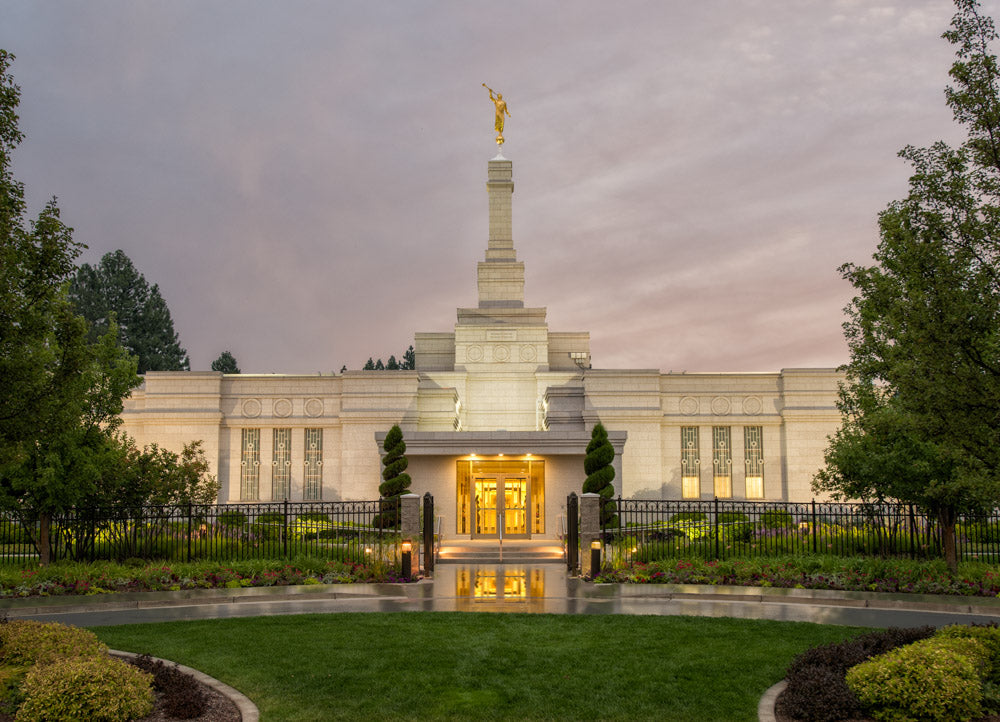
<box><xmin>590</xmin><ymin>539</ymin><xmax>602</xmax><ymax>578</ymax></box>
<box><xmin>401</xmin><ymin>540</ymin><xmax>413</xmax><ymax>579</ymax></box>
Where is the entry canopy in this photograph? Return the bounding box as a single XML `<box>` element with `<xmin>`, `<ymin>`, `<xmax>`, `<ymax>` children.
<box><xmin>373</xmin><ymin>430</ymin><xmax>627</xmax><ymax>457</ymax></box>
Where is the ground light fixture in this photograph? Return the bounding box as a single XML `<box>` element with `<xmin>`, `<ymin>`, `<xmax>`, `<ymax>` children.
<box><xmin>591</xmin><ymin>539</ymin><xmax>601</xmax><ymax>576</ymax></box>
<box><xmin>401</xmin><ymin>540</ymin><xmax>413</xmax><ymax>578</ymax></box>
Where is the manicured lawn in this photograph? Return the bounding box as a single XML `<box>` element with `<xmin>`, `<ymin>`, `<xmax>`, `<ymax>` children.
<box><xmin>93</xmin><ymin>613</ymin><xmax>867</xmax><ymax>721</ymax></box>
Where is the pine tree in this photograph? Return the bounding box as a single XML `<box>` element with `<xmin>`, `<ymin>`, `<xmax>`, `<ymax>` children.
<box><xmin>386</xmin><ymin>355</ymin><xmax>399</xmax><ymax>370</ymax></box>
<box><xmin>69</xmin><ymin>249</ymin><xmax>189</xmax><ymax>373</ymax></box>
<box><xmin>363</xmin><ymin>358</ymin><xmax>375</xmax><ymax>370</ymax></box>
<box><xmin>211</xmin><ymin>350</ymin><xmax>240</xmax><ymax>374</ymax></box>
<box><xmin>402</xmin><ymin>345</ymin><xmax>416</xmax><ymax>370</ymax></box>
<box><xmin>374</xmin><ymin>359</ymin><xmax>385</xmax><ymax>370</ymax></box>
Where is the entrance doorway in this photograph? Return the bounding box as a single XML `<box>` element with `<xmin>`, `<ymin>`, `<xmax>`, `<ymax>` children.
<box><xmin>473</xmin><ymin>475</ymin><xmax>528</xmax><ymax>538</ymax></box>
<box><xmin>457</xmin><ymin>458</ymin><xmax>545</xmax><ymax>538</ymax></box>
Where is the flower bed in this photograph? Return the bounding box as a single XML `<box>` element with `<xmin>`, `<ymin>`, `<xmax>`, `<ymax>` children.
<box><xmin>594</xmin><ymin>555</ymin><xmax>1000</xmax><ymax>597</ymax></box>
<box><xmin>0</xmin><ymin>556</ymin><xmax>413</xmax><ymax>599</ymax></box>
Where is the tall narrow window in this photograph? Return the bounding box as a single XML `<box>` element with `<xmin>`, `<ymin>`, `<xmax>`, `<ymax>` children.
<box><xmin>240</xmin><ymin>428</ymin><xmax>260</xmax><ymax>501</ymax></box>
<box><xmin>304</xmin><ymin>428</ymin><xmax>323</xmax><ymax>501</ymax></box>
<box><xmin>681</xmin><ymin>427</ymin><xmax>700</xmax><ymax>499</ymax></box>
<box><xmin>712</xmin><ymin>426</ymin><xmax>732</xmax><ymax>498</ymax></box>
<box><xmin>744</xmin><ymin>426</ymin><xmax>764</xmax><ymax>498</ymax></box>
<box><xmin>272</xmin><ymin>428</ymin><xmax>292</xmax><ymax>500</ymax></box>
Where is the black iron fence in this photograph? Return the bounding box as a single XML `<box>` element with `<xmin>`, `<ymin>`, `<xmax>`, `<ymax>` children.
<box><xmin>591</xmin><ymin>498</ymin><xmax>1000</xmax><ymax>567</ymax></box>
<box><xmin>0</xmin><ymin>501</ymin><xmax>400</xmax><ymax>565</ymax></box>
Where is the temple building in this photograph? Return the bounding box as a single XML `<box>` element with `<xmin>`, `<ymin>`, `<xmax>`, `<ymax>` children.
<box><xmin>120</xmin><ymin>154</ymin><xmax>842</xmax><ymax>540</ymax></box>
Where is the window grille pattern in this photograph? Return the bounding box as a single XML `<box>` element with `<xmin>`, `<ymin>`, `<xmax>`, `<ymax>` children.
<box><xmin>272</xmin><ymin>428</ymin><xmax>292</xmax><ymax>500</ymax></box>
<box><xmin>304</xmin><ymin>428</ymin><xmax>323</xmax><ymax>501</ymax></box>
<box><xmin>681</xmin><ymin>427</ymin><xmax>700</xmax><ymax>499</ymax></box>
<box><xmin>712</xmin><ymin>426</ymin><xmax>732</xmax><ymax>498</ymax></box>
<box><xmin>744</xmin><ymin>426</ymin><xmax>764</xmax><ymax>498</ymax></box>
<box><xmin>240</xmin><ymin>428</ymin><xmax>260</xmax><ymax>501</ymax></box>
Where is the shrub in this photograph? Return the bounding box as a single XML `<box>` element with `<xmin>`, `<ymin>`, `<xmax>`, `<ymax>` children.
<box><xmin>0</xmin><ymin>524</ymin><xmax>28</xmax><ymax>545</ymax></box>
<box><xmin>936</xmin><ymin>624</ymin><xmax>1000</xmax><ymax>683</ymax></box>
<box><xmin>297</xmin><ymin>512</ymin><xmax>330</xmax><ymax>523</ymax></box>
<box><xmin>760</xmin><ymin>509</ymin><xmax>794</xmax><ymax>528</ymax></box>
<box><xmin>0</xmin><ymin>621</ymin><xmax>107</xmax><ymax>666</ymax></box>
<box><xmin>130</xmin><ymin>654</ymin><xmax>206</xmax><ymax>719</ymax></box>
<box><xmin>846</xmin><ymin>636</ymin><xmax>989</xmax><ymax>722</ymax></box>
<box><xmin>717</xmin><ymin>511</ymin><xmax>748</xmax><ymax>524</ymax></box>
<box><xmin>778</xmin><ymin>626</ymin><xmax>934</xmax><ymax>722</ymax></box>
<box><xmin>258</xmin><ymin>512</ymin><xmax>285</xmax><ymax>524</ymax></box>
<box><xmin>15</xmin><ymin>655</ymin><xmax>153</xmax><ymax>722</ymax></box>
<box><xmin>217</xmin><ymin>510</ymin><xmax>246</xmax><ymax>527</ymax></box>
<box><xmin>670</xmin><ymin>511</ymin><xmax>706</xmax><ymax>522</ymax></box>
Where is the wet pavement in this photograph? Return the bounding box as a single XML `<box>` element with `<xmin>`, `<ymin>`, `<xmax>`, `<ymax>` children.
<box><xmin>5</xmin><ymin>562</ymin><xmax>1000</xmax><ymax>629</ymax></box>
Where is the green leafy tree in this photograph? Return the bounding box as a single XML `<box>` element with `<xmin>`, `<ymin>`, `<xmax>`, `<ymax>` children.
<box><xmin>69</xmin><ymin>249</ymin><xmax>189</xmax><ymax>374</ymax></box>
<box><xmin>815</xmin><ymin>0</ymin><xmax>1000</xmax><ymax>572</ymax></box>
<box><xmin>583</xmin><ymin>423</ymin><xmax>617</xmax><ymax>526</ymax></box>
<box><xmin>0</xmin><ymin>50</ymin><xmax>141</xmax><ymax>563</ymax></box>
<box><xmin>211</xmin><ymin>350</ymin><xmax>240</xmax><ymax>374</ymax></box>
<box><xmin>375</xmin><ymin>425</ymin><xmax>411</xmax><ymax>528</ymax></box>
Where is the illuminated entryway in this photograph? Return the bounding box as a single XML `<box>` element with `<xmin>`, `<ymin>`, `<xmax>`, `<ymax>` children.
<box><xmin>456</xmin><ymin>458</ymin><xmax>544</xmax><ymax>539</ymax></box>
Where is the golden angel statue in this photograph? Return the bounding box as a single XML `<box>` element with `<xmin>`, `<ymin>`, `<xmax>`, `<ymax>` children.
<box><xmin>483</xmin><ymin>84</ymin><xmax>511</xmax><ymax>145</ymax></box>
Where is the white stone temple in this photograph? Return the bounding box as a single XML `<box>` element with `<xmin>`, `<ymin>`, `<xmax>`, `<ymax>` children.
<box><xmin>121</xmin><ymin>155</ymin><xmax>842</xmax><ymax>540</ymax></box>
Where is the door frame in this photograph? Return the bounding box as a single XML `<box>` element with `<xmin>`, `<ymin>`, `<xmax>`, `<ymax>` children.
<box><xmin>472</xmin><ymin>473</ymin><xmax>531</xmax><ymax>540</ymax></box>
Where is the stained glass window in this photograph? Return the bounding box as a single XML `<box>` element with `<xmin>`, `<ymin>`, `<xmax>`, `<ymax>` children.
<box><xmin>681</xmin><ymin>427</ymin><xmax>700</xmax><ymax>499</ymax></box>
<box><xmin>744</xmin><ymin>426</ymin><xmax>764</xmax><ymax>498</ymax></box>
<box><xmin>272</xmin><ymin>428</ymin><xmax>291</xmax><ymax>500</ymax></box>
<box><xmin>304</xmin><ymin>428</ymin><xmax>323</xmax><ymax>501</ymax></box>
<box><xmin>712</xmin><ymin>426</ymin><xmax>732</xmax><ymax>498</ymax></box>
<box><xmin>240</xmin><ymin>428</ymin><xmax>260</xmax><ymax>501</ymax></box>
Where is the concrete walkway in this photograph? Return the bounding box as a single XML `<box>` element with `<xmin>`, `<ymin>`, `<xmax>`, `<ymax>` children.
<box><xmin>5</xmin><ymin>562</ymin><xmax>1000</xmax><ymax>629</ymax></box>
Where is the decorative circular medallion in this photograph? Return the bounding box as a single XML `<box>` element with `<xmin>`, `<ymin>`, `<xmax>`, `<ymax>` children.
<box><xmin>273</xmin><ymin>398</ymin><xmax>292</xmax><ymax>418</ymax></box>
<box><xmin>743</xmin><ymin>396</ymin><xmax>763</xmax><ymax>415</ymax></box>
<box><xmin>711</xmin><ymin>396</ymin><xmax>731</xmax><ymax>415</ymax></box>
<box><xmin>304</xmin><ymin>398</ymin><xmax>324</xmax><ymax>418</ymax></box>
<box><xmin>519</xmin><ymin>344</ymin><xmax>537</xmax><ymax>362</ymax></box>
<box><xmin>679</xmin><ymin>397</ymin><xmax>699</xmax><ymax>415</ymax></box>
<box><xmin>494</xmin><ymin>344</ymin><xmax>510</xmax><ymax>362</ymax></box>
<box><xmin>241</xmin><ymin>399</ymin><xmax>261</xmax><ymax>418</ymax></box>
<box><xmin>467</xmin><ymin>345</ymin><xmax>484</xmax><ymax>362</ymax></box>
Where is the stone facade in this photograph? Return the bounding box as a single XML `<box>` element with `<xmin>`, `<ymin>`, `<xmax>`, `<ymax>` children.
<box><xmin>121</xmin><ymin>155</ymin><xmax>842</xmax><ymax>539</ymax></box>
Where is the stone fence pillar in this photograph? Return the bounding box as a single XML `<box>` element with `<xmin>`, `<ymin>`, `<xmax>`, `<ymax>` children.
<box><xmin>400</xmin><ymin>494</ymin><xmax>420</xmax><ymax>540</ymax></box>
<box><xmin>580</xmin><ymin>493</ymin><xmax>601</xmax><ymax>577</ymax></box>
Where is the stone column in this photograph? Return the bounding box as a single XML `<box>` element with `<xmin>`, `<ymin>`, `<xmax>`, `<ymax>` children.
<box><xmin>580</xmin><ymin>493</ymin><xmax>601</xmax><ymax>577</ymax></box>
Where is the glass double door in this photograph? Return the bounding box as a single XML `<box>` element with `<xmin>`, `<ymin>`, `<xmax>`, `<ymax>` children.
<box><xmin>473</xmin><ymin>474</ymin><xmax>529</xmax><ymax>539</ymax></box>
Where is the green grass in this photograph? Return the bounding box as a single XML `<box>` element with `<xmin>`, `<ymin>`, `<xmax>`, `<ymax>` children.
<box><xmin>93</xmin><ymin>613</ymin><xmax>867</xmax><ymax>721</ymax></box>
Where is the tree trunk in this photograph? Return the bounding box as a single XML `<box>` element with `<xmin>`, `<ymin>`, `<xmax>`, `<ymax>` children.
<box><xmin>940</xmin><ymin>510</ymin><xmax>958</xmax><ymax>574</ymax></box>
<box><xmin>37</xmin><ymin>513</ymin><xmax>51</xmax><ymax>566</ymax></box>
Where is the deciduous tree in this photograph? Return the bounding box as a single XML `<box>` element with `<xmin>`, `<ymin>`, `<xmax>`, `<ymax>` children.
<box><xmin>815</xmin><ymin>0</ymin><xmax>1000</xmax><ymax>572</ymax></box>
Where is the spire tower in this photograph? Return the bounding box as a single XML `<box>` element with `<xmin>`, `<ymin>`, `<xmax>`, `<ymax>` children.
<box><xmin>477</xmin><ymin>158</ymin><xmax>524</xmax><ymax>308</ymax></box>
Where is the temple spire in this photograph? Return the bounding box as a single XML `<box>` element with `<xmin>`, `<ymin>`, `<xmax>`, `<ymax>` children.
<box><xmin>477</xmin><ymin>158</ymin><xmax>525</xmax><ymax>308</ymax></box>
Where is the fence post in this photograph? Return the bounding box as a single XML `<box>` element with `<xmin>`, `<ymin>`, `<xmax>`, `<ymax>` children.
<box><xmin>580</xmin><ymin>493</ymin><xmax>601</xmax><ymax>577</ymax></box>
<box><xmin>400</xmin><ymin>493</ymin><xmax>420</xmax><ymax>553</ymax></box>
<box><xmin>811</xmin><ymin>499</ymin><xmax>817</xmax><ymax>554</ymax></box>
<box><xmin>186</xmin><ymin>504</ymin><xmax>193</xmax><ymax>563</ymax></box>
<box><xmin>567</xmin><ymin>493</ymin><xmax>579</xmax><ymax>573</ymax></box>
<box><xmin>283</xmin><ymin>498</ymin><xmax>289</xmax><ymax>560</ymax></box>
<box><xmin>714</xmin><ymin>497</ymin><xmax>720</xmax><ymax>560</ymax></box>
<box><xmin>423</xmin><ymin>492</ymin><xmax>435</xmax><ymax>574</ymax></box>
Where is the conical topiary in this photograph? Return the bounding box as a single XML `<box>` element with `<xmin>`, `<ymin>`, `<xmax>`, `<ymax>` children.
<box><xmin>582</xmin><ymin>422</ymin><xmax>618</xmax><ymax>527</ymax></box>
<box><xmin>375</xmin><ymin>425</ymin><xmax>411</xmax><ymax>528</ymax></box>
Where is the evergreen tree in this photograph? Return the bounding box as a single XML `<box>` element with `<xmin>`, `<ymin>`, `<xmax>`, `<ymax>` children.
<box><xmin>582</xmin><ymin>423</ymin><xmax>617</xmax><ymax>527</ymax></box>
<box><xmin>0</xmin><ymin>51</ymin><xmax>141</xmax><ymax>563</ymax></box>
<box><xmin>402</xmin><ymin>345</ymin><xmax>416</xmax><ymax>370</ymax></box>
<box><xmin>374</xmin><ymin>359</ymin><xmax>385</xmax><ymax>370</ymax></box>
<box><xmin>363</xmin><ymin>358</ymin><xmax>375</xmax><ymax>370</ymax></box>
<box><xmin>375</xmin><ymin>425</ymin><xmax>411</xmax><ymax>528</ymax></box>
<box><xmin>386</xmin><ymin>355</ymin><xmax>399</xmax><ymax>370</ymax></box>
<box><xmin>815</xmin><ymin>0</ymin><xmax>1000</xmax><ymax>572</ymax></box>
<box><xmin>69</xmin><ymin>249</ymin><xmax>189</xmax><ymax>373</ymax></box>
<box><xmin>211</xmin><ymin>350</ymin><xmax>240</xmax><ymax>374</ymax></box>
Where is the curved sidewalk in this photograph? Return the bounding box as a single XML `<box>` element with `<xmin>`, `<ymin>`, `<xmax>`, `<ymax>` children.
<box><xmin>4</xmin><ymin>563</ymin><xmax>1000</xmax><ymax>628</ymax></box>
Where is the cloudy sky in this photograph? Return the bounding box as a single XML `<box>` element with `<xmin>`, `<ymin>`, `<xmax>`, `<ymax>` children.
<box><xmin>2</xmin><ymin>1</ymin><xmax>990</xmax><ymax>373</ymax></box>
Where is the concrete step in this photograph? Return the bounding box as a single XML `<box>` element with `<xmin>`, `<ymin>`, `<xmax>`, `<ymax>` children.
<box><xmin>437</xmin><ymin>542</ymin><xmax>565</xmax><ymax>565</ymax></box>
